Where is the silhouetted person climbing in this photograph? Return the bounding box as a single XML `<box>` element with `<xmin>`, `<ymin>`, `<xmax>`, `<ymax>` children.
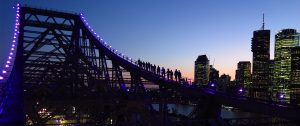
<box><xmin>162</xmin><ymin>67</ymin><xmax>165</xmax><ymax>78</ymax></box>
<box><xmin>178</xmin><ymin>70</ymin><xmax>182</xmax><ymax>82</ymax></box>
<box><xmin>167</xmin><ymin>68</ymin><xmax>170</xmax><ymax>80</ymax></box>
<box><xmin>157</xmin><ymin>66</ymin><xmax>160</xmax><ymax>76</ymax></box>
<box><xmin>170</xmin><ymin>70</ymin><xmax>173</xmax><ymax>80</ymax></box>
<box><xmin>174</xmin><ymin>69</ymin><xmax>178</xmax><ymax>82</ymax></box>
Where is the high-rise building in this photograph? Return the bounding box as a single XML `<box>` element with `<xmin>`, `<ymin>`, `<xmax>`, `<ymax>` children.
<box><xmin>209</xmin><ymin>65</ymin><xmax>219</xmax><ymax>83</ymax></box>
<box><xmin>274</xmin><ymin>29</ymin><xmax>299</xmax><ymax>101</ymax></box>
<box><xmin>290</xmin><ymin>47</ymin><xmax>300</xmax><ymax>104</ymax></box>
<box><xmin>194</xmin><ymin>55</ymin><xmax>209</xmax><ymax>86</ymax></box>
<box><xmin>235</xmin><ymin>61</ymin><xmax>251</xmax><ymax>87</ymax></box>
<box><xmin>269</xmin><ymin>59</ymin><xmax>274</xmax><ymax>84</ymax></box>
<box><xmin>251</xmin><ymin>15</ymin><xmax>270</xmax><ymax>88</ymax></box>
<box><xmin>291</xmin><ymin>47</ymin><xmax>300</xmax><ymax>85</ymax></box>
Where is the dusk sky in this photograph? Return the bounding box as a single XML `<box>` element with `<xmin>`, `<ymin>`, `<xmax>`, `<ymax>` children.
<box><xmin>1</xmin><ymin>0</ymin><xmax>300</xmax><ymax>80</ymax></box>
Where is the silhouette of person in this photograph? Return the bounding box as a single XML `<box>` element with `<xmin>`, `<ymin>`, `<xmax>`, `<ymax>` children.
<box><xmin>170</xmin><ymin>70</ymin><xmax>173</xmax><ymax>80</ymax></box>
<box><xmin>142</xmin><ymin>61</ymin><xmax>145</xmax><ymax>69</ymax></box>
<box><xmin>178</xmin><ymin>70</ymin><xmax>182</xmax><ymax>82</ymax></box>
<box><xmin>162</xmin><ymin>67</ymin><xmax>165</xmax><ymax>79</ymax></box>
<box><xmin>174</xmin><ymin>69</ymin><xmax>178</xmax><ymax>82</ymax></box>
<box><xmin>157</xmin><ymin>66</ymin><xmax>161</xmax><ymax>76</ymax></box>
<box><xmin>138</xmin><ymin>59</ymin><xmax>141</xmax><ymax>67</ymax></box>
<box><xmin>167</xmin><ymin>68</ymin><xmax>170</xmax><ymax>80</ymax></box>
<box><xmin>153</xmin><ymin>65</ymin><xmax>156</xmax><ymax>74</ymax></box>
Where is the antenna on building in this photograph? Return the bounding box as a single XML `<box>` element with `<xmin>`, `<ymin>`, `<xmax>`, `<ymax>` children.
<box><xmin>262</xmin><ymin>13</ymin><xmax>265</xmax><ymax>30</ymax></box>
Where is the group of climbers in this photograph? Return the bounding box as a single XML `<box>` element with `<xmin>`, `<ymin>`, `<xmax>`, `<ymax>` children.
<box><xmin>137</xmin><ymin>59</ymin><xmax>182</xmax><ymax>82</ymax></box>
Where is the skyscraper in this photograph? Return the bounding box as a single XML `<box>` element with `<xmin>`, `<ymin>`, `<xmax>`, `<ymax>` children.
<box><xmin>269</xmin><ymin>59</ymin><xmax>275</xmax><ymax>84</ymax></box>
<box><xmin>251</xmin><ymin>15</ymin><xmax>270</xmax><ymax>88</ymax></box>
<box><xmin>235</xmin><ymin>61</ymin><xmax>251</xmax><ymax>87</ymax></box>
<box><xmin>290</xmin><ymin>47</ymin><xmax>300</xmax><ymax>104</ymax></box>
<box><xmin>194</xmin><ymin>55</ymin><xmax>209</xmax><ymax>86</ymax></box>
<box><xmin>291</xmin><ymin>47</ymin><xmax>300</xmax><ymax>85</ymax></box>
<box><xmin>274</xmin><ymin>29</ymin><xmax>299</xmax><ymax>100</ymax></box>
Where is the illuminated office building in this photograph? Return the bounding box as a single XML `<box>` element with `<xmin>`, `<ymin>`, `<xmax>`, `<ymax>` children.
<box><xmin>194</xmin><ymin>55</ymin><xmax>209</xmax><ymax>86</ymax></box>
<box><xmin>235</xmin><ymin>61</ymin><xmax>251</xmax><ymax>86</ymax></box>
<box><xmin>250</xmin><ymin>15</ymin><xmax>272</xmax><ymax>100</ymax></box>
<box><xmin>291</xmin><ymin>47</ymin><xmax>300</xmax><ymax>85</ymax></box>
<box><xmin>291</xmin><ymin>47</ymin><xmax>300</xmax><ymax>104</ymax></box>
<box><xmin>274</xmin><ymin>29</ymin><xmax>299</xmax><ymax>100</ymax></box>
<box><xmin>251</xmin><ymin>18</ymin><xmax>270</xmax><ymax>88</ymax></box>
<box><xmin>269</xmin><ymin>59</ymin><xmax>274</xmax><ymax>84</ymax></box>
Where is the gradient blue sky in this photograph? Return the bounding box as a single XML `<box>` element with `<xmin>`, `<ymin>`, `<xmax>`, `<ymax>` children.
<box><xmin>1</xmin><ymin>0</ymin><xmax>300</xmax><ymax>80</ymax></box>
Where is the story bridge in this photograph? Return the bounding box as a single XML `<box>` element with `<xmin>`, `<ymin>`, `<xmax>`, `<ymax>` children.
<box><xmin>0</xmin><ymin>4</ymin><xmax>299</xmax><ymax>125</ymax></box>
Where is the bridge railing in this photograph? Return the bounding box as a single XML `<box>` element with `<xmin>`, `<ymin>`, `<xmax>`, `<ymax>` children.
<box><xmin>79</xmin><ymin>14</ymin><xmax>138</xmax><ymax>66</ymax></box>
<box><xmin>0</xmin><ymin>3</ymin><xmax>21</xmax><ymax>115</ymax></box>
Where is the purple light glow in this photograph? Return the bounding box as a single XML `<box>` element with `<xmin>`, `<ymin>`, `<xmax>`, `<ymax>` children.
<box><xmin>210</xmin><ymin>83</ymin><xmax>215</xmax><ymax>87</ymax></box>
<box><xmin>2</xmin><ymin>71</ymin><xmax>7</xmax><ymax>74</ymax></box>
<box><xmin>11</xmin><ymin>48</ymin><xmax>14</xmax><ymax>51</ymax></box>
<box><xmin>280</xmin><ymin>94</ymin><xmax>284</xmax><ymax>99</ymax></box>
<box><xmin>0</xmin><ymin>76</ymin><xmax>3</xmax><ymax>80</ymax></box>
<box><xmin>239</xmin><ymin>88</ymin><xmax>243</xmax><ymax>92</ymax></box>
<box><xmin>7</xmin><ymin>61</ymin><xmax>10</xmax><ymax>64</ymax></box>
<box><xmin>8</xmin><ymin>57</ymin><xmax>12</xmax><ymax>59</ymax></box>
<box><xmin>12</xmin><ymin>44</ymin><xmax>15</xmax><ymax>47</ymax></box>
<box><xmin>10</xmin><ymin>53</ymin><xmax>13</xmax><ymax>55</ymax></box>
<box><xmin>5</xmin><ymin>65</ymin><xmax>9</xmax><ymax>68</ymax></box>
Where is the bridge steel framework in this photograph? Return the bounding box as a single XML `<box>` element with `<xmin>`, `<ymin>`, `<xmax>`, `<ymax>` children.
<box><xmin>0</xmin><ymin>4</ymin><xmax>300</xmax><ymax>126</ymax></box>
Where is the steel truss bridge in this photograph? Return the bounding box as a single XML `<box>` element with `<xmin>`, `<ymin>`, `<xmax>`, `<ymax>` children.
<box><xmin>0</xmin><ymin>4</ymin><xmax>300</xmax><ymax>125</ymax></box>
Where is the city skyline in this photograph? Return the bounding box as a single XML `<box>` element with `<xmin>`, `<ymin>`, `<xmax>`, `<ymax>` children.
<box><xmin>1</xmin><ymin>0</ymin><xmax>300</xmax><ymax>80</ymax></box>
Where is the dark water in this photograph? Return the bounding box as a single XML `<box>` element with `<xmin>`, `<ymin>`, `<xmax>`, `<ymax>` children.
<box><xmin>152</xmin><ymin>104</ymin><xmax>265</xmax><ymax>119</ymax></box>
